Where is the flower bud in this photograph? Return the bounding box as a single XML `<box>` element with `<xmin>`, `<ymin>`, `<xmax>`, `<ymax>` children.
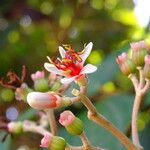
<box><xmin>34</xmin><ymin>78</ymin><xmax>49</xmax><ymax>92</ymax></box>
<box><xmin>131</xmin><ymin>41</ymin><xmax>148</xmax><ymax>66</ymax></box>
<box><xmin>59</xmin><ymin>111</ymin><xmax>84</xmax><ymax>135</ymax></box>
<box><xmin>27</xmin><ymin>92</ymin><xmax>61</xmax><ymax>110</ymax></box>
<box><xmin>40</xmin><ymin>135</ymin><xmax>66</xmax><ymax>150</ymax></box>
<box><xmin>1</xmin><ymin>88</ymin><xmax>14</xmax><ymax>102</ymax></box>
<box><xmin>31</xmin><ymin>71</ymin><xmax>49</xmax><ymax>92</ymax></box>
<box><xmin>40</xmin><ymin>133</ymin><xmax>52</xmax><ymax>148</ymax></box>
<box><xmin>143</xmin><ymin>55</ymin><xmax>150</xmax><ymax>79</ymax></box>
<box><xmin>116</xmin><ymin>53</ymin><xmax>136</xmax><ymax>75</ymax></box>
<box><xmin>50</xmin><ymin>136</ymin><xmax>66</xmax><ymax>150</ymax></box>
<box><xmin>7</xmin><ymin>122</ymin><xmax>23</xmax><ymax>134</ymax></box>
<box><xmin>15</xmin><ymin>83</ymin><xmax>33</xmax><ymax>102</ymax></box>
<box><xmin>31</xmin><ymin>71</ymin><xmax>45</xmax><ymax>81</ymax></box>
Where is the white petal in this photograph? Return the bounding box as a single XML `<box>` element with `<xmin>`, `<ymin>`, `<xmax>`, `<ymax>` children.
<box><xmin>59</xmin><ymin>46</ymin><xmax>66</xmax><ymax>58</ymax></box>
<box><xmin>80</xmin><ymin>42</ymin><xmax>93</xmax><ymax>64</ymax></box>
<box><xmin>44</xmin><ymin>63</ymin><xmax>62</xmax><ymax>75</ymax></box>
<box><xmin>80</xmin><ymin>64</ymin><xmax>97</xmax><ymax>74</ymax></box>
<box><xmin>61</xmin><ymin>76</ymin><xmax>78</xmax><ymax>84</ymax></box>
<box><xmin>27</xmin><ymin>92</ymin><xmax>52</xmax><ymax>110</ymax></box>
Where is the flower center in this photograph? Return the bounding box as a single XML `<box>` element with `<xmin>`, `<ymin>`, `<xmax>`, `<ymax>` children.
<box><xmin>55</xmin><ymin>46</ymin><xmax>83</xmax><ymax>77</ymax></box>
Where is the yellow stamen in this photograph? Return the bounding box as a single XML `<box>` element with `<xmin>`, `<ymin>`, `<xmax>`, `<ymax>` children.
<box><xmin>47</xmin><ymin>56</ymin><xmax>54</xmax><ymax>64</ymax></box>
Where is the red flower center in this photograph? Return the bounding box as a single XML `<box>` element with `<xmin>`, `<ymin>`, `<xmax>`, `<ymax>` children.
<box><xmin>54</xmin><ymin>47</ymin><xmax>83</xmax><ymax>77</ymax></box>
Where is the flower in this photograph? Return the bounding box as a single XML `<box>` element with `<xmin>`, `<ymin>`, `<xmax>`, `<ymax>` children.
<box><xmin>40</xmin><ymin>133</ymin><xmax>52</xmax><ymax>148</ymax></box>
<box><xmin>59</xmin><ymin>110</ymin><xmax>75</xmax><ymax>127</ymax></box>
<box><xmin>44</xmin><ymin>42</ymin><xmax>97</xmax><ymax>84</ymax></box>
<box><xmin>31</xmin><ymin>71</ymin><xmax>45</xmax><ymax>81</ymax></box>
<box><xmin>27</xmin><ymin>92</ymin><xmax>61</xmax><ymax>110</ymax></box>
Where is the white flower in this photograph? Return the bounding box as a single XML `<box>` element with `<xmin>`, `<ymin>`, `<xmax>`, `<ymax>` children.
<box><xmin>44</xmin><ymin>42</ymin><xmax>97</xmax><ymax>84</ymax></box>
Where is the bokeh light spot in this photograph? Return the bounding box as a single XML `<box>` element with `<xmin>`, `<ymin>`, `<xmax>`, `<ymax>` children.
<box><xmin>8</xmin><ymin>31</ymin><xmax>20</xmax><ymax>43</ymax></box>
<box><xmin>40</xmin><ymin>1</ymin><xmax>53</xmax><ymax>15</ymax></box>
<box><xmin>20</xmin><ymin>15</ymin><xmax>32</xmax><ymax>27</ymax></box>
<box><xmin>88</xmin><ymin>50</ymin><xmax>104</xmax><ymax>65</ymax></box>
<box><xmin>102</xmin><ymin>81</ymin><xmax>116</xmax><ymax>93</ymax></box>
<box><xmin>6</xmin><ymin>106</ymin><xmax>19</xmax><ymax>121</ymax></box>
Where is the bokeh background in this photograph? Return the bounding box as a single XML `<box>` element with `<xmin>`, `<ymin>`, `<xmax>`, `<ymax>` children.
<box><xmin>1</xmin><ymin>0</ymin><xmax>150</xmax><ymax>150</ymax></box>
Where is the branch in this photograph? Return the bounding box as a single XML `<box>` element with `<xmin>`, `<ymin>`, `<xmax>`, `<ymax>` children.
<box><xmin>72</xmin><ymin>89</ymin><xmax>139</xmax><ymax>150</ymax></box>
<box><xmin>128</xmin><ymin>74</ymin><xmax>139</xmax><ymax>91</ymax></box>
<box><xmin>23</xmin><ymin>120</ymin><xmax>51</xmax><ymax>136</ymax></box>
<box><xmin>45</xmin><ymin>109</ymin><xmax>57</xmax><ymax>135</ymax></box>
<box><xmin>137</xmin><ymin>67</ymin><xmax>145</xmax><ymax>89</ymax></box>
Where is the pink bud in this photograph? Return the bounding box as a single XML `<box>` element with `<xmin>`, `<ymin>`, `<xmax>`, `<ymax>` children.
<box><xmin>145</xmin><ymin>55</ymin><xmax>150</xmax><ymax>64</ymax></box>
<box><xmin>27</xmin><ymin>92</ymin><xmax>61</xmax><ymax>110</ymax></box>
<box><xmin>59</xmin><ymin>111</ymin><xmax>75</xmax><ymax>127</ymax></box>
<box><xmin>40</xmin><ymin>134</ymin><xmax>52</xmax><ymax>148</ymax></box>
<box><xmin>7</xmin><ymin>122</ymin><xmax>15</xmax><ymax>132</ymax></box>
<box><xmin>130</xmin><ymin>41</ymin><xmax>147</xmax><ymax>51</ymax></box>
<box><xmin>116</xmin><ymin>52</ymin><xmax>127</xmax><ymax>64</ymax></box>
<box><xmin>7</xmin><ymin>122</ymin><xmax>23</xmax><ymax>134</ymax></box>
<box><xmin>31</xmin><ymin>71</ymin><xmax>45</xmax><ymax>81</ymax></box>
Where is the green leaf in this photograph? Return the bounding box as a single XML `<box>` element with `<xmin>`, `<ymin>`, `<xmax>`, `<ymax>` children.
<box><xmin>59</xmin><ymin>93</ymin><xmax>134</xmax><ymax>150</ymax></box>
<box><xmin>0</xmin><ymin>132</ymin><xmax>11</xmax><ymax>150</ymax></box>
<box><xmin>140</xmin><ymin>122</ymin><xmax>150</xmax><ymax>150</ymax></box>
<box><xmin>17</xmin><ymin>108</ymin><xmax>37</xmax><ymax>121</ymax></box>
<box><xmin>88</xmin><ymin>45</ymin><xmax>129</xmax><ymax>95</ymax></box>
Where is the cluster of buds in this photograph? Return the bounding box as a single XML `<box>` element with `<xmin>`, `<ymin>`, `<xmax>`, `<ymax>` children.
<box><xmin>0</xmin><ymin>42</ymin><xmax>97</xmax><ymax>149</ymax></box>
<box><xmin>116</xmin><ymin>41</ymin><xmax>150</xmax><ymax>76</ymax></box>
<box><xmin>40</xmin><ymin>111</ymin><xmax>84</xmax><ymax>150</ymax></box>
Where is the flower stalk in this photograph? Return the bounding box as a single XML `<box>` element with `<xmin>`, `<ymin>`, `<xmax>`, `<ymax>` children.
<box><xmin>45</xmin><ymin>109</ymin><xmax>58</xmax><ymax>135</ymax></box>
<box><xmin>72</xmin><ymin>89</ymin><xmax>139</xmax><ymax>150</ymax></box>
<box><xmin>129</xmin><ymin>70</ymin><xmax>150</xmax><ymax>149</ymax></box>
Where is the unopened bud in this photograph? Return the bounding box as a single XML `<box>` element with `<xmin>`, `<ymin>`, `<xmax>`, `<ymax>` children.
<box><xmin>15</xmin><ymin>83</ymin><xmax>33</xmax><ymax>102</ymax></box>
<box><xmin>143</xmin><ymin>55</ymin><xmax>150</xmax><ymax>79</ymax></box>
<box><xmin>40</xmin><ymin>133</ymin><xmax>52</xmax><ymax>148</ymax></box>
<box><xmin>27</xmin><ymin>92</ymin><xmax>61</xmax><ymax>110</ymax></box>
<box><xmin>31</xmin><ymin>71</ymin><xmax>49</xmax><ymax>92</ymax></box>
<box><xmin>40</xmin><ymin>134</ymin><xmax>66</xmax><ymax>150</ymax></box>
<box><xmin>50</xmin><ymin>136</ymin><xmax>66</xmax><ymax>150</ymax></box>
<box><xmin>131</xmin><ymin>41</ymin><xmax>148</xmax><ymax>66</ymax></box>
<box><xmin>116</xmin><ymin>52</ymin><xmax>136</xmax><ymax>75</ymax></box>
<box><xmin>1</xmin><ymin>88</ymin><xmax>14</xmax><ymax>102</ymax></box>
<box><xmin>59</xmin><ymin>111</ymin><xmax>84</xmax><ymax>135</ymax></box>
<box><xmin>7</xmin><ymin>122</ymin><xmax>23</xmax><ymax>134</ymax></box>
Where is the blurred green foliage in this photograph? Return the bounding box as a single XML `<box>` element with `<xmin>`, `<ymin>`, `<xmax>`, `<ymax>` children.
<box><xmin>1</xmin><ymin>0</ymin><xmax>150</xmax><ymax>150</ymax></box>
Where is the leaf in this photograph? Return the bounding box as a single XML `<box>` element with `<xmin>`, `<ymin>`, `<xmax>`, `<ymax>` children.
<box><xmin>140</xmin><ymin>121</ymin><xmax>150</xmax><ymax>150</ymax></box>
<box><xmin>17</xmin><ymin>108</ymin><xmax>37</xmax><ymax>121</ymax></box>
<box><xmin>59</xmin><ymin>93</ymin><xmax>134</xmax><ymax>150</ymax></box>
<box><xmin>0</xmin><ymin>132</ymin><xmax>11</xmax><ymax>150</ymax></box>
<box><xmin>88</xmin><ymin>45</ymin><xmax>129</xmax><ymax>95</ymax></box>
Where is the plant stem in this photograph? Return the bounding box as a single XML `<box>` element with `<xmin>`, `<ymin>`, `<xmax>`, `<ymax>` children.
<box><xmin>131</xmin><ymin>93</ymin><xmax>143</xmax><ymax>149</ymax></box>
<box><xmin>23</xmin><ymin>120</ymin><xmax>51</xmax><ymax>136</ymax></box>
<box><xmin>79</xmin><ymin>131</ymin><xmax>92</xmax><ymax>150</ymax></box>
<box><xmin>72</xmin><ymin>89</ymin><xmax>139</xmax><ymax>150</ymax></box>
<box><xmin>45</xmin><ymin>109</ymin><xmax>57</xmax><ymax>135</ymax></box>
<box><xmin>129</xmin><ymin>71</ymin><xmax>150</xmax><ymax>149</ymax></box>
